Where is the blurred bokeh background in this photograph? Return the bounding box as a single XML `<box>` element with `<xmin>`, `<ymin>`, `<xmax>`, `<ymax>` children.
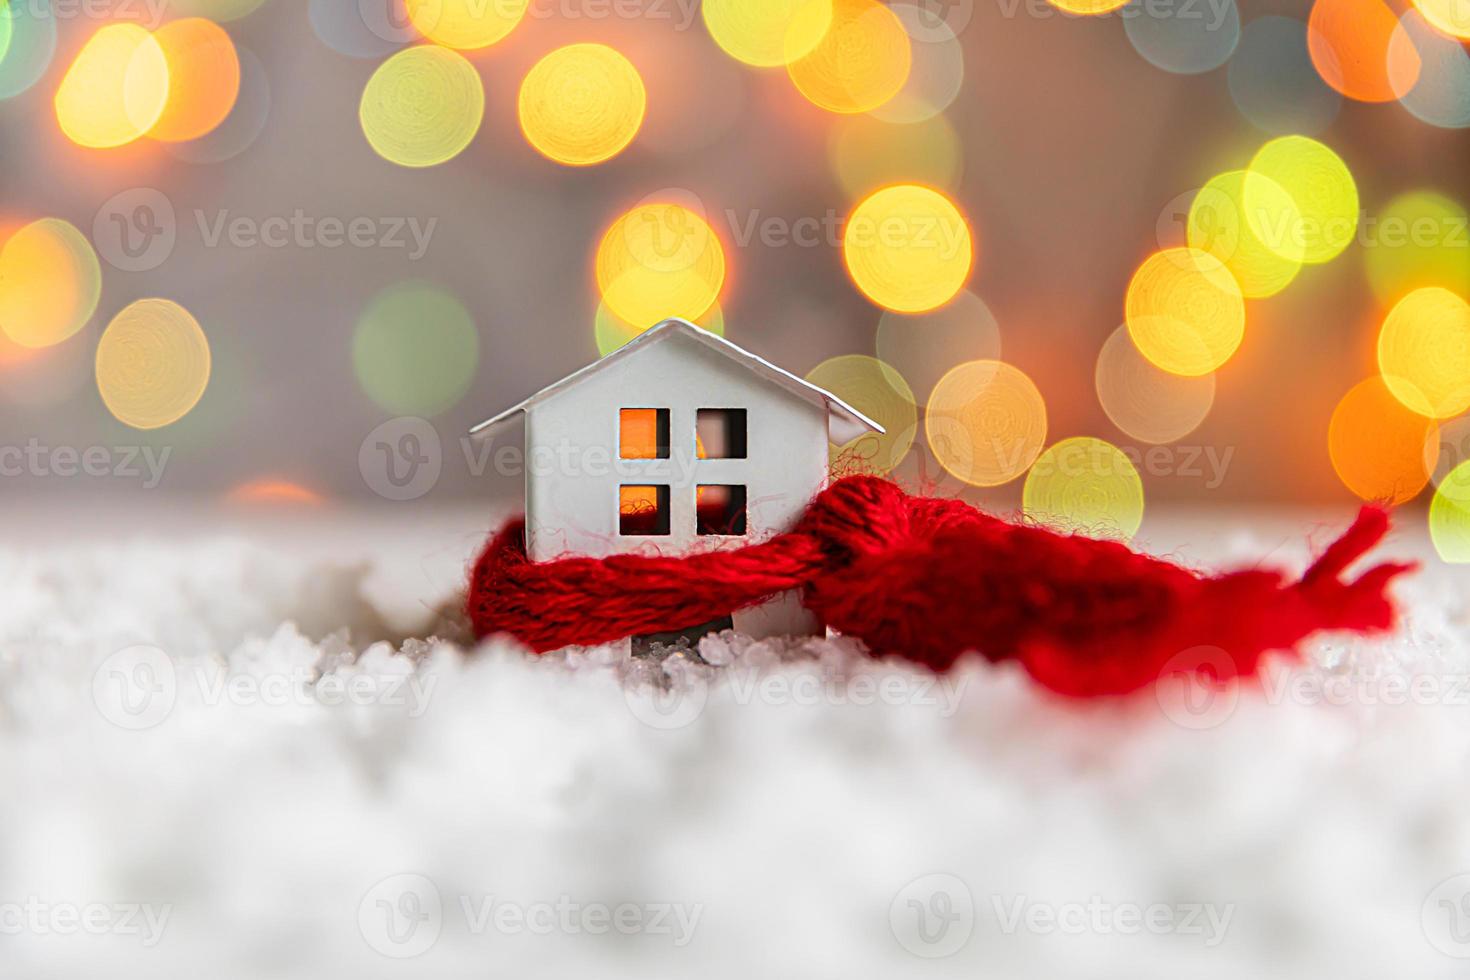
<box><xmin>2</xmin><ymin>0</ymin><xmax>1469</xmax><ymax>547</ymax></box>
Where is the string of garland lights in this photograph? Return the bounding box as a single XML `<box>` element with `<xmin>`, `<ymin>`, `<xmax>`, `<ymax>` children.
<box><xmin>1</xmin><ymin>0</ymin><xmax>1469</xmax><ymax>651</ymax></box>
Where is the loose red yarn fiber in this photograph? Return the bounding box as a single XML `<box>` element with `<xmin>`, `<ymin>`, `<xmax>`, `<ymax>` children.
<box><xmin>466</xmin><ymin>475</ymin><xmax>1414</xmax><ymax>696</ymax></box>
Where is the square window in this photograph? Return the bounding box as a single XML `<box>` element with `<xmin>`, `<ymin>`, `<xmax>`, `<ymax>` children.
<box><xmin>620</xmin><ymin>485</ymin><xmax>670</xmax><ymax>536</ymax></box>
<box><xmin>697</xmin><ymin>484</ymin><xmax>747</xmax><ymax>536</ymax></box>
<box><xmin>620</xmin><ymin>408</ymin><xmax>669</xmax><ymax>459</ymax></box>
<box><xmin>696</xmin><ymin>409</ymin><xmax>747</xmax><ymax>459</ymax></box>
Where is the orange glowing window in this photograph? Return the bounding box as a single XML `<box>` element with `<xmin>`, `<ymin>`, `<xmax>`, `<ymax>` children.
<box><xmin>696</xmin><ymin>485</ymin><xmax>747</xmax><ymax>536</ymax></box>
<box><xmin>619</xmin><ymin>408</ymin><xmax>669</xmax><ymax>459</ymax></box>
<box><xmin>619</xmin><ymin>485</ymin><xmax>670</xmax><ymax>535</ymax></box>
<box><xmin>696</xmin><ymin>408</ymin><xmax>747</xmax><ymax>459</ymax></box>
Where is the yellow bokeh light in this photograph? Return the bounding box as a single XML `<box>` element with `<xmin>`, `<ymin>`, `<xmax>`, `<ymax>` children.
<box><xmin>518</xmin><ymin>44</ymin><xmax>645</xmax><ymax>166</ymax></box>
<box><xmin>360</xmin><ymin>45</ymin><xmax>483</xmax><ymax>168</ymax></box>
<box><xmin>1048</xmin><ymin>0</ymin><xmax>1129</xmax><ymax>12</ymax></box>
<box><xmin>1023</xmin><ymin>437</ymin><xmax>1144</xmax><ymax>541</ymax></box>
<box><xmin>595</xmin><ymin>201</ymin><xmax>726</xmax><ymax>327</ymax></box>
<box><xmin>95</xmin><ymin>298</ymin><xmax>212</xmax><ymax>430</ymax></box>
<box><xmin>1094</xmin><ymin>325</ymin><xmax>1215</xmax><ymax>444</ymax></box>
<box><xmin>1328</xmin><ymin>375</ymin><xmax>1437</xmax><ymax>505</ymax></box>
<box><xmin>805</xmin><ymin>354</ymin><xmax>917</xmax><ymax>475</ymax></box>
<box><xmin>0</xmin><ymin>218</ymin><xmax>101</xmax><ymax>349</ymax></box>
<box><xmin>149</xmin><ymin>17</ymin><xmax>240</xmax><ymax>143</ymax></box>
<box><xmin>1245</xmin><ymin>135</ymin><xmax>1359</xmax><ymax>265</ymax></box>
<box><xmin>1188</xmin><ymin>169</ymin><xmax>1303</xmax><ymax>298</ymax></box>
<box><xmin>54</xmin><ymin>23</ymin><xmax>170</xmax><ymax>148</ymax></box>
<box><xmin>1364</xmin><ymin>191</ymin><xmax>1470</xmax><ymax>305</ymax></box>
<box><xmin>843</xmin><ymin>184</ymin><xmax>972</xmax><ymax>314</ymax></box>
<box><xmin>787</xmin><ymin>0</ymin><xmax>911</xmax><ymax>114</ymax></box>
<box><xmin>1377</xmin><ymin>286</ymin><xmax>1470</xmax><ymax>419</ymax></box>
<box><xmin>595</xmin><ymin>300</ymin><xmax>723</xmax><ymax>356</ymax></box>
<box><xmin>1125</xmin><ymin>247</ymin><xmax>1245</xmax><ymax>377</ymax></box>
<box><xmin>404</xmin><ymin>0</ymin><xmax>529</xmax><ymax>49</ymax></box>
<box><xmin>702</xmin><ymin>0</ymin><xmax>833</xmax><ymax>68</ymax></box>
<box><xmin>1414</xmin><ymin>0</ymin><xmax>1470</xmax><ymax>39</ymax></box>
<box><xmin>1429</xmin><ymin>462</ymin><xmax>1470</xmax><ymax>562</ymax></box>
<box><xmin>829</xmin><ymin>113</ymin><xmax>962</xmax><ymax>200</ymax></box>
<box><xmin>926</xmin><ymin>359</ymin><xmax>1047</xmax><ymax>487</ymax></box>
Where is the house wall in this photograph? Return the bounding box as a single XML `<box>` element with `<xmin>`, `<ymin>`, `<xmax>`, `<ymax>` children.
<box><xmin>522</xmin><ymin>331</ymin><xmax>831</xmax><ymax>639</ymax></box>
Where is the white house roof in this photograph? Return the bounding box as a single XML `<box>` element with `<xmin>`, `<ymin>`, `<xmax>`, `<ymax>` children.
<box><xmin>470</xmin><ymin>318</ymin><xmax>884</xmax><ymax>445</ymax></box>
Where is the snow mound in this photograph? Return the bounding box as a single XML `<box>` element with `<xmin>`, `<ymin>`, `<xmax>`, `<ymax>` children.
<box><xmin>2</xmin><ymin>526</ymin><xmax>1470</xmax><ymax>979</ymax></box>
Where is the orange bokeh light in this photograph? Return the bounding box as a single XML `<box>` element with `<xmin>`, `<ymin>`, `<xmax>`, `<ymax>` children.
<box><xmin>227</xmin><ymin>479</ymin><xmax>325</xmax><ymax>505</ymax></box>
<box><xmin>1308</xmin><ymin>0</ymin><xmax>1419</xmax><ymax>103</ymax></box>
<box><xmin>786</xmin><ymin>0</ymin><xmax>911</xmax><ymax>114</ymax></box>
<box><xmin>1328</xmin><ymin>376</ymin><xmax>1439</xmax><ymax>504</ymax></box>
<box><xmin>150</xmin><ymin>18</ymin><xmax>241</xmax><ymax>143</ymax></box>
<box><xmin>0</xmin><ymin>218</ymin><xmax>101</xmax><ymax>349</ymax></box>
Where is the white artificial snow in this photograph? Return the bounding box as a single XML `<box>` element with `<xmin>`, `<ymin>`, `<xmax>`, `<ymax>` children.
<box><xmin>1</xmin><ymin>508</ymin><xmax>1469</xmax><ymax>978</ymax></box>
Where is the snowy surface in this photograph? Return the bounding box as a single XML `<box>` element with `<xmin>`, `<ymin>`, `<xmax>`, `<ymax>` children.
<box><xmin>3</xmin><ymin>501</ymin><xmax>1470</xmax><ymax>978</ymax></box>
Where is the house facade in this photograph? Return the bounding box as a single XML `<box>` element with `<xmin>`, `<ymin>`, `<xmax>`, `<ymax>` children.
<box><xmin>473</xmin><ymin>318</ymin><xmax>880</xmax><ymax>645</ymax></box>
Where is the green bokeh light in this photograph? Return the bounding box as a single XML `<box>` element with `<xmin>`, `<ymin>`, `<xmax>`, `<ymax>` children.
<box><xmin>1365</xmin><ymin>191</ymin><xmax>1470</xmax><ymax>305</ymax></box>
<box><xmin>1245</xmin><ymin>135</ymin><xmax>1358</xmax><ymax>265</ymax></box>
<box><xmin>1189</xmin><ymin>168</ymin><xmax>1302</xmax><ymax>298</ymax></box>
<box><xmin>1430</xmin><ymin>461</ymin><xmax>1470</xmax><ymax>562</ymax></box>
<box><xmin>0</xmin><ymin>0</ymin><xmax>56</xmax><ymax>100</ymax></box>
<box><xmin>353</xmin><ymin>281</ymin><xmax>479</xmax><ymax>417</ymax></box>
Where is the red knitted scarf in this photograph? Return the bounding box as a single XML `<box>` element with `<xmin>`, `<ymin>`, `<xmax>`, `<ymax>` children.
<box><xmin>466</xmin><ymin>475</ymin><xmax>1413</xmax><ymax>697</ymax></box>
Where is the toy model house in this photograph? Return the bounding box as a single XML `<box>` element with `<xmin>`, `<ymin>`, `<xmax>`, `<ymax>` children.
<box><xmin>472</xmin><ymin>317</ymin><xmax>881</xmax><ymax>648</ymax></box>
